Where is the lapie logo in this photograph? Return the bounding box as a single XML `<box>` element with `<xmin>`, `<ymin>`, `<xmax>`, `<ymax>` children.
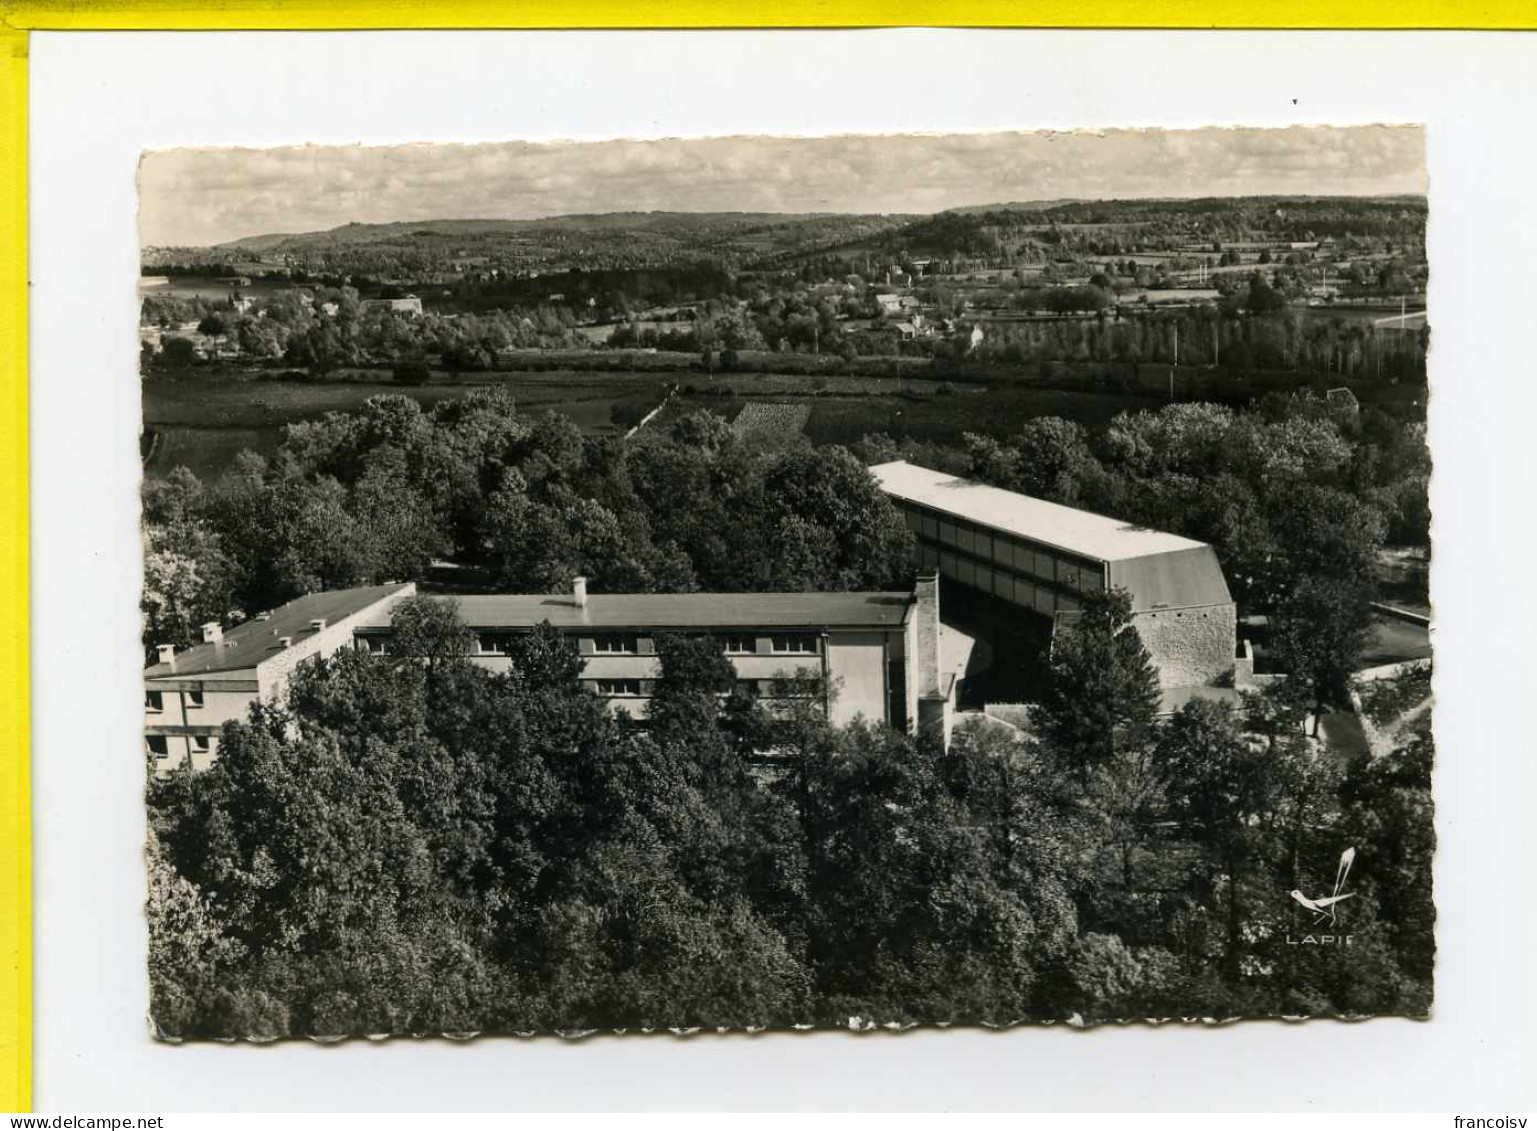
<box><xmin>1286</xmin><ymin>847</ymin><xmax>1357</xmax><ymax>946</ymax></box>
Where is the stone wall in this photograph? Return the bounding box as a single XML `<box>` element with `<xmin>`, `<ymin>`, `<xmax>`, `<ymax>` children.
<box><xmin>1132</xmin><ymin>602</ymin><xmax>1237</xmax><ymax>688</ymax></box>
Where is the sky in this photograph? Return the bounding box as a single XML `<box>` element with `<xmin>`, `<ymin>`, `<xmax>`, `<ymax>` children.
<box><xmin>140</xmin><ymin>125</ymin><xmax>1427</xmax><ymax>248</ymax></box>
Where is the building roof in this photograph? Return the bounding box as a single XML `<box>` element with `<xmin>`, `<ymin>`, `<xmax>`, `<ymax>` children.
<box><xmin>358</xmin><ymin>591</ymin><xmax>915</xmax><ymax>632</ymax></box>
<box><xmin>144</xmin><ymin>583</ymin><xmax>412</xmax><ymax>679</ymax></box>
<box><xmin>871</xmin><ymin>460</ymin><xmax>1209</xmax><ymax>563</ymax></box>
<box><xmin>1108</xmin><ymin>546</ymin><xmax>1233</xmax><ymax>611</ymax></box>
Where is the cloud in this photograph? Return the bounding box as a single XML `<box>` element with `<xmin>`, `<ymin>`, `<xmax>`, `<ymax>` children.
<box><xmin>139</xmin><ymin>125</ymin><xmax>1426</xmax><ymax>247</ymax></box>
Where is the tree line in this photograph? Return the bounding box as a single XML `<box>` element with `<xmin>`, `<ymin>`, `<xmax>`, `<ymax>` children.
<box><xmin>147</xmin><ymin>591</ymin><xmax>1433</xmax><ymax>1038</ymax></box>
<box><xmin>141</xmin><ymin>391</ymin><xmax>914</xmax><ymax>660</ymax></box>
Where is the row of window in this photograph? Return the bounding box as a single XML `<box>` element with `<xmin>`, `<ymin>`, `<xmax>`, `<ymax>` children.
<box><xmin>364</xmin><ymin>632</ymin><xmax>827</xmax><ymax>658</ymax></box>
<box><xmin>918</xmin><ymin>543</ymin><xmax>1086</xmax><ymax>617</ymax></box>
<box><xmin>899</xmin><ymin>504</ymin><xmax>1105</xmax><ymax>598</ymax></box>
<box><xmin>144</xmin><ymin>689</ymin><xmax>203</xmax><ymax>712</ymax></box>
<box><xmin>145</xmin><ymin>734</ymin><xmax>212</xmax><ymax>758</ymax></box>
<box><xmin>592</xmin><ymin>678</ymin><xmax>821</xmax><ymax>698</ymax></box>
<box><xmin>591</xmin><ymin>633</ymin><xmax>820</xmax><ymax>656</ymax></box>
<box><xmin>354</xmin><ymin>631</ymin><xmax>826</xmax><ymax>659</ymax></box>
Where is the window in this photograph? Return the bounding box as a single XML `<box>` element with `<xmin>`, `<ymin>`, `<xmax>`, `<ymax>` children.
<box><xmin>592</xmin><ymin>635</ymin><xmax>638</xmax><ymax>655</ymax></box>
<box><xmin>596</xmin><ymin>679</ymin><xmax>642</xmax><ymax>696</ymax></box>
<box><xmin>145</xmin><ymin>735</ymin><xmax>168</xmax><ymax>758</ymax></box>
<box><xmin>920</xmin><ymin>513</ymin><xmax>938</xmax><ymax>539</ymax></box>
<box><xmin>735</xmin><ymin>679</ymin><xmax>761</xmax><ymax>698</ymax></box>
<box><xmin>357</xmin><ymin>635</ymin><xmax>389</xmax><ymax>655</ymax></box>
<box><xmin>477</xmin><ymin>635</ymin><xmax>511</xmax><ymax>655</ymax></box>
<box><xmin>144</xmin><ymin>690</ymin><xmax>163</xmax><ymax>713</ymax></box>
<box><xmin>721</xmin><ymin>634</ymin><xmax>757</xmax><ymax>655</ymax></box>
<box><xmin>771</xmin><ymin>635</ymin><xmax>817</xmax><ymax>655</ymax></box>
<box><xmin>938</xmin><ymin>519</ymin><xmax>958</xmax><ymax>547</ymax></box>
<box><xmin>192</xmin><ymin>736</ymin><xmax>212</xmax><ymax>753</ymax></box>
<box><xmin>186</xmin><ymin>689</ymin><xmax>204</xmax><ymax>709</ymax></box>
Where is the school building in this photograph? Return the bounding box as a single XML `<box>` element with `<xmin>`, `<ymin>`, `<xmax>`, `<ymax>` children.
<box><xmin>144</xmin><ymin>577</ymin><xmax>953</xmax><ymax>770</ymax></box>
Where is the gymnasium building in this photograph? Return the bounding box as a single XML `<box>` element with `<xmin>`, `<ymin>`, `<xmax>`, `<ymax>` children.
<box><xmin>870</xmin><ymin>460</ymin><xmax>1238</xmax><ymax>699</ymax></box>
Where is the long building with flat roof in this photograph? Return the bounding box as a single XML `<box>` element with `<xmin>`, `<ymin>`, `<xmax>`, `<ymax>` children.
<box><xmin>354</xmin><ymin>577</ymin><xmax>951</xmax><ymax>737</ymax></box>
<box><xmin>146</xmin><ymin>577</ymin><xmax>955</xmax><ymax>770</ymax></box>
<box><xmin>871</xmin><ymin>460</ymin><xmax>1237</xmax><ymax>692</ymax></box>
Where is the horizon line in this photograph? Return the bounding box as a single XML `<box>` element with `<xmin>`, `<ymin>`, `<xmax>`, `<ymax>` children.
<box><xmin>147</xmin><ymin>191</ymin><xmax>1431</xmax><ymax>250</ymax></box>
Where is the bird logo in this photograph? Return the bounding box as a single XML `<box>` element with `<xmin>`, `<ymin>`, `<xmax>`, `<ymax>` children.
<box><xmin>1289</xmin><ymin>847</ymin><xmax>1356</xmax><ymax>926</ymax></box>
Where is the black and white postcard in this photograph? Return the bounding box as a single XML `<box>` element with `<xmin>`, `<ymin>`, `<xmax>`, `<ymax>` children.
<box><xmin>136</xmin><ymin>126</ymin><xmax>1434</xmax><ymax>1041</ymax></box>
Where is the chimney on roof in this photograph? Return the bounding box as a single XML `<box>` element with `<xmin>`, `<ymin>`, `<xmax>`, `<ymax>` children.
<box><xmin>913</xmin><ymin>571</ymin><xmax>953</xmax><ymax>749</ymax></box>
<box><xmin>310</xmin><ymin>618</ymin><xmax>328</xmax><ymax>632</ymax></box>
<box><xmin>277</xmin><ymin>635</ymin><xmax>293</xmax><ymax>649</ymax></box>
<box><xmin>201</xmin><ymin>622</ymin><xmax>222</xmax><ymax>644</ymax></box>
<box><xmin>573</xmin><ymin>576</ymin><xmax>588</xmax><ymax>609</ymax></box>
<box><xmin>156</xmin><ymin>644</ymin><xmax>176</xmax><ymax>667</ymax></box>
<box><xmin>914</xmin><ymin>572</ymin><xmax>941</xmax><ymax>698</ymax></box>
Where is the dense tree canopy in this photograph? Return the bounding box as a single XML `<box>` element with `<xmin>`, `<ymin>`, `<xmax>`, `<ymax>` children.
<box><xmin>140</xmin><ymin>396</ymin><xmax>915</xmax><ymax>658</ymax></box>
<box><xmin>147</xmin><ymin>591</ymin><xmax>1434</xmax><ymax>1037</ymax></box>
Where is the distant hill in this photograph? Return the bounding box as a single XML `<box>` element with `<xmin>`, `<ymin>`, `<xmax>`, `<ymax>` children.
<box><xmin>944</xmin><ymin>199</ymin><xmax>1088</xmax><ymax>214</ymax></box>
<box><xmin>215</xmin><ymin>212</ymin><xmax>857</xmax><ymax>251</ymax></box>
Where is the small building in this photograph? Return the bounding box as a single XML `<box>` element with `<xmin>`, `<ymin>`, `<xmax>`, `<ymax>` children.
<box><xmin>144</xmin><ymin>583</ymin><xmax>417</xmax><ymax>772</ymax></box>
<box><xmin>875</xmin><ymin>293</ymin><xmax>903</xmax><ymax>316</ymax></box>
<box><xmin>871</xmin><ymin>460</ymin><xmax>1237</xmax><ymax>694</ymax></box>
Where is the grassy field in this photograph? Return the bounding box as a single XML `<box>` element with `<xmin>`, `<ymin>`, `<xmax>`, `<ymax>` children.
<box><xmin>143</xmin><ymin>369</ymin><xmax>673</xmax><ymax>480</ymax></box>
<box><xmin>143</xmin><ymin>358</ymin><xmax>1417</xmax><ymax>483</ymax></box>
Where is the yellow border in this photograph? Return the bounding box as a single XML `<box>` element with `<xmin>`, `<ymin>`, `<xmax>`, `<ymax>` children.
<box><xmin>6</xmin><ymin>0</ymin><xmax>1537</xmax><ymax>26</ymax></box>
<box><xmin>5</xmin><ymin>0</ymin><xmax>1537</xmax><ymax>27</ymax></box>
<box><xmin>1</xmin><ymin>18</ymin><xmax>30</xmax><ymax>1115</ymax></box>
<box><xmin>0</xmin><ymin>0</ymin><xmax>1529</xmax><ymax>1117</ymax></box>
